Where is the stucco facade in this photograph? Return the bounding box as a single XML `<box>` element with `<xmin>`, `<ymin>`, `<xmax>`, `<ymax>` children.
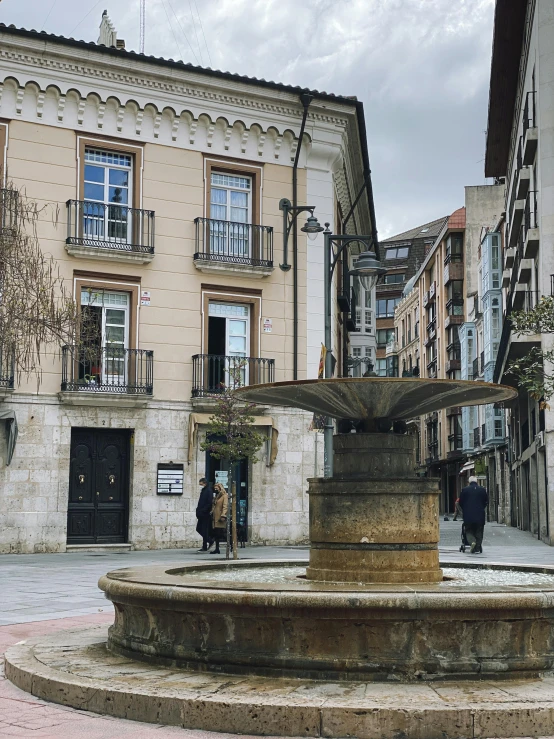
<box><xmin>0</xmin><ymin>19</ymin><xmax>376</xmax><ymax>552</ymax></box>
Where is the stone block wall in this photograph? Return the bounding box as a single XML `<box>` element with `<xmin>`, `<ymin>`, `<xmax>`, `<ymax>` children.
<box><xmin>0</xmin><ymin>395</ymin><xmax>318</xmax><ymax>553</ymax></box>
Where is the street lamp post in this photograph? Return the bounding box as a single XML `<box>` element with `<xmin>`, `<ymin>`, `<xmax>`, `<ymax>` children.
<box><xmin>322</xmin><ymin>224</ymin><xmax>386</xmax><ymax>477</ymax></box>
<box><xmin>279</xmin><ymin>198</ymin><xmax>324</xmax><ymax>271</ymax></box>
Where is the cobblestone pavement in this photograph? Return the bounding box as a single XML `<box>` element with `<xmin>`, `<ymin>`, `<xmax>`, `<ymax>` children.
<box><xmin>1</xmin><ymin>525</ymin><xmax>554</xmax><ymax>738</ymax></box>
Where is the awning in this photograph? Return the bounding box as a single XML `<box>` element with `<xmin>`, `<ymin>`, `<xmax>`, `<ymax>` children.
<box><xmin>0</xmin><ymin>409</ymin><xmax>18</xmax><ymax>466</ymax></box>
<box><xmin>459</xmin><ymin>460</ymin><xmax>474</xmax><ymax>476</ymax></box>
<box><xmin>188</xmin><ymin>413</ymin><xmax>278</xmax><ymax>466</ymax></box>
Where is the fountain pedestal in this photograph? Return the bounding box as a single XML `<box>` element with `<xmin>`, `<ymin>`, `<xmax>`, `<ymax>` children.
<box><xmin>307</xmin><ymin>433</ymin><xmax>442</xmax><ymax>583</ymax></box>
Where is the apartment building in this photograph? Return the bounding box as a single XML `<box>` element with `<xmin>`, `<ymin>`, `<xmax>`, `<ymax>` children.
<box><xmin>459</xmin><ymin>186</ymin><xmax>507</xmax><ymax>521</ymax></box>
<box><xmin>381</xmin><ymin>218</ymin><xmax>446</xmax><ymax>377</ymax></box>
<box><xmin>487</xmin><ymin>0</ymin><xmax>554</xmax><ymax>543</ymax></box>
<box><xmin>0</xmin><ymin>16</ymin><xmax>377</xmax><ymax>553</ymax></box>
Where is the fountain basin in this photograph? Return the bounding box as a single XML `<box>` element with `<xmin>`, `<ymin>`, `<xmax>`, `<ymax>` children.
<box><xmin>99</xmin><ymin>560</ymin><xmax>554</xmax><ymax>682</ymax></box>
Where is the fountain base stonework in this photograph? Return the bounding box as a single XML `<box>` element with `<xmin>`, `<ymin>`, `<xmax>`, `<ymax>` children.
<box><xmin>307</xmin><ymin>433</ymin><xmax>442</xmax><ymax>583</ymax></box>
<box><xmin>10</xmin><ymin>378</ymin><xmax>554</xmax><ymax>738</ymax></box>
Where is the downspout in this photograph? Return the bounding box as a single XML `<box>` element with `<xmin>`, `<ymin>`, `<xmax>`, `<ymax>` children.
<box><xmin>292</xmin><ymin>92</ymin><xmax>313</xmax><ymax>379</ymax></box>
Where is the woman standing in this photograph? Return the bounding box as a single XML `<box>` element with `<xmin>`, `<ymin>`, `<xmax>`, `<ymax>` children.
<box><xmin>210</xmin><ymin>483</ymin><xmax>228</xmax><ymax>555</ymax></box>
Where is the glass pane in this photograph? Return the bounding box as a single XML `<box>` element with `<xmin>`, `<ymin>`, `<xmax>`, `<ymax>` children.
<box><xmin>105</xmin><ymin>309</ymin><xmax>125</xmax><ymax>325</ymax></box>
<box><xmin>109</xmin><ymin>186</ymin><xmax>128</xmax><ymax>204</ymax></box>
<box><xmin>210</xmin><ymin>204</ymin><xmax>227</xmax><ymax>221</ymax></box>
<box><xmin>84</xmin><ymin>182</ymin><xmax>104</xmax><ymax>202</ymax></box>
<box><xmin>228</xmin><ymin>319</ymin><xmax>247</xmax><ymax>336</ymax></box>
<box><xmin>109</xmin><ymin>169</ymin><xmax>129</xmax><ymax>187</ymax></box>
<box><xmin>230</xmin><ymin>191</ymin><xmax>248</xmax><ymax>207</ymax></box>
<box><xmin>85</xmin><ymin>164</ymin><xmax>105</xmax><ymax>184</ymax></box>
<box><xmin>228</xmin><ymin>335</ymin><xmax>247</xmax><ymax>353</ymax></box>
<box><xmin>211</xmin><ymin>188</ymin><xmax>227</xmax><ymax>205</ymax></box>
<box><xmin>230</xmin><ymin>206</ymin><xmax>248</xmax><ymax>223</ymax></box>
<box><xmin>106</xmin><ymin>326</ymin><xmax>125</xmax><ymax>343</ymax></box>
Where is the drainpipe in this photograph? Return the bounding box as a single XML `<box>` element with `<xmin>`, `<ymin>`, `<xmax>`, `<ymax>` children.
<box><xmin>292</xmin><ymin>92</ymin><xmax>313</xmax><ymax>379</ymax></box>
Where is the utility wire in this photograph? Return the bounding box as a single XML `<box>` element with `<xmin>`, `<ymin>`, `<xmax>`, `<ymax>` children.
<box><xmin>193</xmin><ymin>0</ymin><xmax>212</xmax><ymax>67</ymax></box>
<box><xmin>166</xmin><ymin>0</ymin><xmax>200</xmax><ymax>65</ymax></box>
<box><xmin>160</xmin><ymin>0</ymin><xmax>190</xmax><ymax>64</ymax></box>
<box><xmin>69</xmin><ymin>0</ymin><xmax>104</xmax><ymax>36</ymax></box>
<box><xmin>41</xmin><ymin>0</ymin><xmax>58</xmax><ymax>31</ymax></box>
<box><xmin>189</xmin><ymin>0</ymin><xmax>203</xmax><ymax>66</ymax></box>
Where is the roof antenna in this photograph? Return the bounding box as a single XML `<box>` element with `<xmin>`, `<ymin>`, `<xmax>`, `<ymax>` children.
<box><xmin>140</xmin><ymin>0</ymin><xmax>145</xmax><ymax>53</ymax></box>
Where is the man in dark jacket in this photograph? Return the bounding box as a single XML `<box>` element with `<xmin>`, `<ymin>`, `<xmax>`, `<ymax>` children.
<box><xmin>459</xmin><ymin>476</ymin><xmax>488</xmax><ymax>554</ymax></box>
<box><xmin>195</xmin><ymin>477</ymin><xmax>214</xmax><ymax>552</ymax></box>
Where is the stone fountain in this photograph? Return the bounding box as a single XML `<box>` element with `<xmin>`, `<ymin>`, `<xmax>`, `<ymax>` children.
<box><xmin>8</xmin><ymin>378</ymin><xmax>554</xmax><ymax>739</ymax></box>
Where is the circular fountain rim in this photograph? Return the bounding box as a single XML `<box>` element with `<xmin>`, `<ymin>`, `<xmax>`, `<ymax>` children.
<box><xmin>99</xmin><ymin>559</ymin><xmax>554</xmax><ymax>605</ymax></box>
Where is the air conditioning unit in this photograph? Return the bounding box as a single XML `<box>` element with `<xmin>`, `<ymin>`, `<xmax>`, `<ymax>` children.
<box><xmin>536</xmin><ymin>430</ymin><xmax>545</xmax><ymax>449</ymax></box>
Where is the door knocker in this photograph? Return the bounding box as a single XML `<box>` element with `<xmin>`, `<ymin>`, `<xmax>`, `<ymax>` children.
<box><xmin>109</xmin><ymin>474</ymin><xmax>116</xmax><ymax>486</ymax></box>
<box><xmin>78</xmin><ymin>474</ymin><xmax>85</xmax><ymax>484</ymax></box>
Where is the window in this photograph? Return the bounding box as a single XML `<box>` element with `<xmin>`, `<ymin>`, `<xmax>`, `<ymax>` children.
<box><xmin>208</xmin><ymin>301</ymin><xmax>250</xmax><ymax>387</ymax></box>
<box><xmin>80</xmin><ymin>288</ymin><xmax>130</xmax><ymax>386</ymax></box>
<box><xmin>377</xmin><ymin>328</ymin><xmax>395</xmax><ymax>346</ymax></box>
<box><xmin>376</xmin><ymin>297</ymin><xmax>401</xmax><ymax>317</ymax></box>
<box><xmin>383</xmin><ymin>273</ymin><xmax>405</xmax><ymax>284</ymax></box>
<box><xmin>210</xmin><ymin>173</ymin><xmax>251</xmax><ymax>224</ymax></box>
<box><xmin>385</xmin><ymin>246</ymin><xmax>409</xmax><ymax>260</ymax></box>
<box><xmin>375</xmin><ymin>359</ymin><xmax>387</xmax><ymax>377</ymax></box>
<box><xmin>84</xmin><ymin>148</ymin><xmax>132</xmax><ymax>242</ymax></box>
<box><xmin>446</xmin><ymin>233</ymin><xmax>463</xmax><ymax>263</ymax></box>
<box><xmin>209</xmin><ymin>172</ymin><xmax>252</xmax><ymax>259</ymax></box>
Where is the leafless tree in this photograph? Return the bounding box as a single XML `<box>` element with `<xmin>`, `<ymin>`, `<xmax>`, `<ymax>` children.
<box><xmin>0</xmin><ymin>180</ymin><xmax>95</xmax><ymax>387</ymax></box>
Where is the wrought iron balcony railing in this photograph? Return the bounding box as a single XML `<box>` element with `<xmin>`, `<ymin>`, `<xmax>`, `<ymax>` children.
<box><xmin>194</xmin><ymin>217</ymin><xmax>273</xmax><ymax>268</ymax></box>
<box><xmin>66</xmin><ymin>200</ymin><xmax>155</xmax><ymax>254</ymax></box>
<box><xmin>0</xmin><ymin>346</ymin><xmax>15</xmax><ymax>390</ymax></box>
<box><xmin>523</xmin><ymin>90</ymin><xmax>536</xmax><ymax>138</ymax></box>
<box><xmin>192</xmin><ymin>354</ymin><xmax>275</xmax><ymax>397</ymax></box>
<box><xmin>0</xmin><ymin>188</ymin><xmax>18</xmax><ymax>232</ymax></box>
<box><xmin>61</xmin><ymin>346</ymin><xmax>153</xmax><ymax>395</ymax></box>
<box><xmin>524</xmin><ymin>190</ymin><xmax>538</xmax><ymax>234</ymax></box>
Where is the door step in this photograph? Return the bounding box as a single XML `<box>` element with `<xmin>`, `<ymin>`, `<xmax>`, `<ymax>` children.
<box><xmin>66</xmin><ymin>543</ymin><xmax>132</xmax><ymax>554</ymax></box>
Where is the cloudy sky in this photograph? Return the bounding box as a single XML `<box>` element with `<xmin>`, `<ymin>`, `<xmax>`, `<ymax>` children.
<box><xmin>1</xmin><ymin>0</ymin><xmax>495</xmax><ymax>239</ymax></box>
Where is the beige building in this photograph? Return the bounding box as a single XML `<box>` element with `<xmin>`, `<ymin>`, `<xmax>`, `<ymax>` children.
<box><xmin>0</xmin><ymin>16</ymin><xmax>377</xmax><ymax>552</ymax></box>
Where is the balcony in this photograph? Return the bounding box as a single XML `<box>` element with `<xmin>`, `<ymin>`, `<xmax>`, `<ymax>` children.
<box><xmin>504</xmin><ymin>247</ymin><xmax>515</xmax><ymax>269</ymax></box>
<box><xmin>443</xmin><ymin>259</ymin><xmax>464</xmax><ymax>285</ymax></box>
<box><xmin>448</xmin><ymin>434</ymin><xmax>463</xmax><ymax>459</ymax></box>
<box><xmin>385</xmin><ymin>340</ymin><xmax>399</xmax><ymax>356</ymax></box>
<box><xmin>523</xmin><ymin>190</ymin><xmax>539</xmax><ymax>259</ymax></box>
<box><xmin>428</xmin><ymin>282</ymin><xmax>436</xmax><ymax>301</ymax></box>
<box><xmin>0</xmin><ymin>188</ymin><xmax>18</xmax><ymax>232</ymax></box>
<box><xmin>516</xmin><ymin>167</ymin><xmax>531</xmax><ymax>200</ymax></box>
<box><xmin>508</xmin><ymin>201</ymin><xmax>525</xmax><ymax>248</ymax></box>
<box><xmin>60</xmin><ymin>346</ymin><xmax>153</xmax><ymax>407</ymax></box>
<box><xmin>522</xmin><ymin>91</ymin><xmax>538</xmax><ymax>165</ymax></box>
<box><xmin>192</xmin><ymin>354</ymin><xmax>275</xmax><ymax>400</ymax></box>
<box><xmin>512</xmin><ymin>288</ymin><xmax>539</xmax><ymax>312</ymax></box>
<box><xmin>194</xmin><ymin>217</ymin><xmax>273</xmax><ymax>278</ymax></box>
<box><xmin>65</xmin><ymin>200</ymin><xmax>155</xmax><ymax>264</ymax></box>
<box><xmin>0</xmin><ymin>346</ymin><xmax>15</xmax><ymax>399</ymax></box>
<box><xmin>426</xmin><ymin>358</ymin><xmax>437</xmax><ymax>378</ymax></box>
<box><xmin>446</xmin><ymin>406</ymin><xmax>461</xmax><ymax>417</ymax></box>
<box><xmin>502</xmin><ymin>269</ymin><xmax>511</xmax><ymax>288</ymax></box>
<box><xmin>426</xmin><ymin>440</ymin><xmax>439</xmax><ymax>464</ymax></box>
<box><xmin>517</xmin><ymin>257</ymin><xmax>533</xmax><ymax>284</ymax></box>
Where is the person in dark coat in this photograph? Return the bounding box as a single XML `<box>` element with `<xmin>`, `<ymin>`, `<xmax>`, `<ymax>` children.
<box><xmin>195</xmin><ymin>477</ymin><xmax>214</xmax><ymax>552</ymax></box>
<box><xmin>459</xmin><ymin>476</ymin><xmax>488</xmax><ymax>553</ymax></box>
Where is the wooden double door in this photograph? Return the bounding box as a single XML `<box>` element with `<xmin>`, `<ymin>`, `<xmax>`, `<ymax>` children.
<box><xmin>67</xmin><ymin>428</ymin><xmax>130</xmax><ymax>544</ymax></box>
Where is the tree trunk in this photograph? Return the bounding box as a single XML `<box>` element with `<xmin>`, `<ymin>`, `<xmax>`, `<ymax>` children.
<box><xmin>232</xmin><ymin>480</ymin><xmax>239</xmax><ymax>560</ymax></box>
<box><xmin>226</xmin><ymin>466</ymin><xmax>232</xmax><ymax>560</ymax></box>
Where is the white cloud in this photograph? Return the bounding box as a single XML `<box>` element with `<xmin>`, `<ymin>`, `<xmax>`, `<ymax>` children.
<box><xmin>1</xmin><ymin>0</ymin><xmax>495</xmax><ymax>238</ymax></box>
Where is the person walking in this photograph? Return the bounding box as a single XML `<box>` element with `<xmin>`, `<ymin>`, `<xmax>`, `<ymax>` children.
<box><xmin>195</xmin><ymin>477</ymin><xmax>214</xmax><ymax>552</ymax></box>
<box><xmin>210</xmin><ymin>483</ymin><xmax>228</xmax><ymax>555</ymax></box>
<box><xmin>459</xmin><ymin>476</ymin><xmax>488</xmax><ymax>554</ymax></box>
